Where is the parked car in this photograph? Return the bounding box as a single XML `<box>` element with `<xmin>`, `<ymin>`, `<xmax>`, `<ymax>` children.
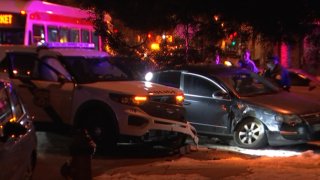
<box><xmin>146</xmin><ymin>64</ymin><xmax>320</xmax><ymax>149</ymax></box>
<box><xmin>288</xmin><ymin>68</ymin><xmax>320</xmax><ymax>101</ymax></box>
<box><xmin>0</xmin><ymin>74</ymin><xmax>37</xmax><ymax>179</ymax></box>
<box><xmin>0</xmin><ymin>43</ymin><xmax>198</xmax><ymax>152</ymax></box>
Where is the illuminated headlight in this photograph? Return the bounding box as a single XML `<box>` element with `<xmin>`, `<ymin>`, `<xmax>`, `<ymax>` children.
<box><xmin>275</xmin><ymin>114</ymin><xmax>302</xmax><ymax>124</ymax></box>
<box><xmin>145</xmin><ymin>72</ymin><xmax>153</xmax><ymax>81</ymax></box>
<box><xmin>110</xmin><ymin>93</ymin><xmax>148</xmax><ymax>106</ymax></box>
<box><xmin>175</xmin><ymin>94</ymin><xmax>185</xmax><ymax>105</ymax></box>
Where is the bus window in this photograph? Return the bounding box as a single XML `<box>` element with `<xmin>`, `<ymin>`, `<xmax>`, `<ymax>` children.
<box><xmin>92</xmin><ymin>32</ymin><xmax>99</xmax><ymax>50</ymax></box>
<box><xmin>59</xmin><ymin>27</ymin><xmax>69</xmax><ymax>43</ymax></box>
<box><xmin>81</xmin><ymin>29</ymin><xmax>90</xmax><ymax>43</ymax></box>
<box><xmin>48</xmin><ymin>26</ymin><xmax>59</xmax><ymax>42</ymax></box>
<box><xmin>0</xmin><ymin>30</ymin><xmax>24</xmax><ymax>44</ymax></box>
<box><xmin>70</xmin><ymin>29</ymin><xmax>79</xmax><ymax>42</ymax></box>
<box><xmin>32</xmin><ymin>24</ymin><xmax>45</xmax><ymax>45</ymax></box>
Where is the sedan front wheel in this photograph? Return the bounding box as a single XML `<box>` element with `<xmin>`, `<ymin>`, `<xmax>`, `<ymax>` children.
<box><xmin>233</xmin><ymin>119</ymin><xmax>268</xmax><ymax>149</ymax></box>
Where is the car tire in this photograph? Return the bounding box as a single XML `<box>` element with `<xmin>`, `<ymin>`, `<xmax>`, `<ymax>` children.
<box><xmin>233</xmin><ymin>118</ymin><xmax>268</xmax><ymax>149</ymax></box>
<box><xmin>162</xmin><ymin>133</ymin><xmax>187</xmax><ymax>150</ymax></box>
<box><xmin>80</xmin><ymin>108</ymin><xmax>118</xmax><ymax>154</ymax></box>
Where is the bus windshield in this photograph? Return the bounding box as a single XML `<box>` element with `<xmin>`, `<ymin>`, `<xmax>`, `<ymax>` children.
<box><xmin>0</xmin><ymin>30</ymin><xmax>24</xmax><ymax>44</ymax></box>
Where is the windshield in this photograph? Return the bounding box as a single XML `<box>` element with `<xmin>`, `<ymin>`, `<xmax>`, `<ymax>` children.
<box><xmin>222</xmin><ymin>71</ymin><xmax>280</xmax><ymax>97</ymax></box>
<box><xmin>108</xmin><ymin>57</ymin><xmax>156</xmax><ymax>80</ymax></box>
<box><xmin>62</xmin><ymin>56</ymin><xmax>130</xmax><ymax>83</ymax></box>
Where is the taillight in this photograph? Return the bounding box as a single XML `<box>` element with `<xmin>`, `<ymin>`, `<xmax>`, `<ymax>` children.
<box><xmin>110</xmin><ymin>93</ymin><xmax>148</xmax><ymax>106</ymax></box>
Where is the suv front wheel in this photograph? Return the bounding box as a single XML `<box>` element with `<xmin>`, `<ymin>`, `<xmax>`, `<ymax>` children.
<box><xmin>77</xmin><ymin>107</ymin><xmax>118</xmax><ymax>154</ymax></box>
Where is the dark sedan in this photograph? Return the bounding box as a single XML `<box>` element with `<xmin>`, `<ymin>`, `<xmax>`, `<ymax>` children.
<box><xmin>0</xmin><ymin>74</ymin><xmax>37</xmax><ymax>179</ymax></box>
<box><xmin>146</xmin><ymin>64</ymin><xmax>320</xmax><ymax>149</ymax></box>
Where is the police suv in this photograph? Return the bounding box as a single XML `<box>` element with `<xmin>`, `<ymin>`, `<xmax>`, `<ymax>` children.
<box><xmin>0</xmin><ymin>43</ymin><xmax>198</xmax><ymax>151</ymax></box>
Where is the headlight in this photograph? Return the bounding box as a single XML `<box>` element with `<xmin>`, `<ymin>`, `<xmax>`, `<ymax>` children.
<box><xmin>145</xmin><ymin>72</ymin><xmax>153</xmax><ymax>81</ymax></box>
<box><xmin>110</xmin><ymin>93</ymin><xmax>148</xmax><ymax>106</ymax></box>
<box><xmin>275</xmin><ymin>114</ymin><xmax>302</xmax><ymax>124</ymax></box>
<box><xmin>175</xmin><ymin>94</ymin><xmax>184</xmax><ymax>105</ymax></box>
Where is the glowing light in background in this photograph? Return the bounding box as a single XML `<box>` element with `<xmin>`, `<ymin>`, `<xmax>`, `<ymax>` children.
<box><xmin>280</xmin><ymin>42</ymin><xmax>289</xmax><ymax>68</ymax></box>
<box><xmin>224</xmin><ymin>61</ymin><xmax>232</xmax><ymax>67</ymax></box>
<box><xmin>150</xmin><ymin>43</ymin><xmax>160</xmax><ymax>51</ymax></box>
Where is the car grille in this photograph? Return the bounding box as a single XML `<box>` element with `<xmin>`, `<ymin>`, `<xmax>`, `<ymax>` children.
<box><xmin>139</xmin><ymin>96</ymin><xmax>186</xmax><ymax>122</ymax></box>
<box><xmin>149</xmin><ymin>95</ymin><xmax>177</xmax><ymax>105</ymax></box>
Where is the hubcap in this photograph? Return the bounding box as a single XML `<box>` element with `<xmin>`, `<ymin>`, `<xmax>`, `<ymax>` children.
<box><xmin>238</xmin><ymin>122</ymin><xmax>262</xmax><ymax>145</ymax></box>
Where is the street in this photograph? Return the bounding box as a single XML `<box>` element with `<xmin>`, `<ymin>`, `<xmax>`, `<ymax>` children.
<box><xmin>33</xmin><ymin>131</ymin><xmax>320</xmax><ymax>180</ymax></box>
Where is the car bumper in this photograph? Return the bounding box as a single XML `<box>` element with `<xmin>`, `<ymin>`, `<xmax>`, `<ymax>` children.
<box><xmin>116</xmin><ymin>106</ymin><xmax>199</xmax><ymax>145</ymax></box>
<box><xmin>267</xmin><ymin>123</ymin><xmax>320</xmax><ymax>146</ymax></box>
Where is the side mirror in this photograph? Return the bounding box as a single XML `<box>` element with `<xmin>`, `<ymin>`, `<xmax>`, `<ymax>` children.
<box><xmin>212</xmin><ymin>90</ymin><xmax>229</xmax><ymax>100</ymax></box>
<box><xmin>1</xmin><ymin>122</ymin><xmax>27</xmax><ymax>142</ymax></box>
<box><xmin>57</xmin><ymin>74</ymin><xmax>67</xmax><ymax>84</ymax></box>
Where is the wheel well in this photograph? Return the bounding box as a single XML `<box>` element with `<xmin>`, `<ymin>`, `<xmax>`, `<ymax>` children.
<box><xmin>233</xmin><ymin>116</ymin><xmax>268</xmax><ymax>132</ymax></box>
<box><xmin>74</xmin><ymin>100</ymin><xmax>119</xmax><ymax>133</ymax></box>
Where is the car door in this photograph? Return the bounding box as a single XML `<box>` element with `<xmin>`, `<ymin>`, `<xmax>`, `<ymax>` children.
<box><xmin>182</xmin><ymin>73</ymin><xmax>232</xmax><ymax>135</ymax></box>
<box><xmin>0</xmin><ymin>83</ymin><xmax>23</xmax><ymax>179</ymax></box>
<box><xmin>2</xmin><ymin>52</ymin><xmax>75</xmax><ymax>125</ymax></box>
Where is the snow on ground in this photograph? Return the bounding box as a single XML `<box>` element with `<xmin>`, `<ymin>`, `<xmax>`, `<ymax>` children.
<box><xmin>34</xmin><ymin>132</ymin><xmax>320</xmax><ymax>180</ymax></box>
<box><xmin>93</xmin><ymin>146</ymin><xmax>320</xmax><ymax>180</ymax></box>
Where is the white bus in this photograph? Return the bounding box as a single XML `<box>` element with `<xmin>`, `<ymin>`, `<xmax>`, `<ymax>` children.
<box><xmin>0</xmin><ymin>0</ymin><xmax>103</xmax><ymax>50</ymax></box>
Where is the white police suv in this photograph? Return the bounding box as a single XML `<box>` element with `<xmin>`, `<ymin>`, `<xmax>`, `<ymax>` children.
<box><xmin>0</xmin><ymin>43</ymin><xmax>197</xmax><ymax>152</ymax></box>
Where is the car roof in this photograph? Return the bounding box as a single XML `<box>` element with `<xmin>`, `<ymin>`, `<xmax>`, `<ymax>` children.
<box><xmin>0</xmin><ymin>45</ymin><xmax>109</xmax><ymax>60</ymax></box>
<box><xmin>157</xmin><ymin>64</ymin><xmax>248</xmax><ymax>77</ymax></box>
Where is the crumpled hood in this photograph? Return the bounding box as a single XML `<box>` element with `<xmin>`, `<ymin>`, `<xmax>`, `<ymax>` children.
<box><xmin>80</xmin><ymin>81</ymin><xmax>182</xmax><ymax>95</ymax></box>
<box><xmin>242</xmin><ymin>91</ymin><xmax>320</xmax><ymax>115</ymax></box>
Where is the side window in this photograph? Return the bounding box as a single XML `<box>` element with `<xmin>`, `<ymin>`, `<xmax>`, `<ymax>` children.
<box><xmin>39</xmin><ymin>57</ymin><xmax>71</xmax><ymax>82</ymax></box>
<box><xmin>70</xmin><ymin>29</ymin><xmax>80</xmax><ymax>42</ymax></box>
<box><xmin>59</xmin><ymin>27</ymin><xmax>69</xmax><ymax>43</ymax></box>
<box><xmin>92</xmin><ymin>32</ymin><xmax>99</xmax><ymax>50</ymax></box>
<box><xmin>0</xmin><ymin>83</ymin><xmax>13</xmax><ymax>123</ymax></box>
<box><xmin>81</xmin><ymin>29</ymin><xmax>90</xmax><ymax>43</ymax></box>
<box><xmin>32</xmin><ymin>24</ymin><xmax>45</xmax><ymax>45</ymax></box>
<box><xmin>157</xmin><ymin>72</ymin><xmax>181</xmax><ymax>88</ymax></box>
<box><xmin>183</xmin><ymin>74</ymin><xmax>220</xmax><ymax>97</ymax></box>
<box><xmin>48</xmin><ymin>26</ymin><xmax>59</xmax><ymax>42</ymax></box>
<box><xmin>7</xmin><ymin>53</ymin><xmax>40</xmax><ymax>79</ymax></box>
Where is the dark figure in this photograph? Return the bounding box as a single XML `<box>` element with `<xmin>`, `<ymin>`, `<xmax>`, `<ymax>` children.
<box><xmin>61</xmin><ymin>129</ymin><xmax>96</xmax><ymax>180</ymax></box>
<box><xmin>263</xmin><ymin>56</ymin><xmax>290</xmax><ymax>91</ymax></box>
<box><xmin>238</xmin><ymin>49</ymin><xmax>259</xmax><ymax>73</ymax></box>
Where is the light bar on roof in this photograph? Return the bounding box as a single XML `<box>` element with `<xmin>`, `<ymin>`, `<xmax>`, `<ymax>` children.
<box><xmin>38</xmin><ymin>42</ymin><xmax>95</xmax><ymax>49</ymax></box>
